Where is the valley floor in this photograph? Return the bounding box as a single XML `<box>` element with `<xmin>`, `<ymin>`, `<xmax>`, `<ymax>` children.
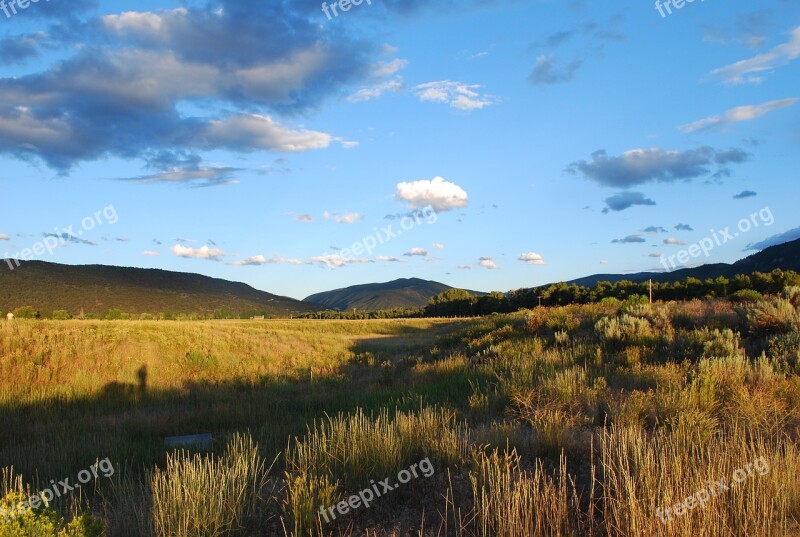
<box><xmin>2</xmin><ymin>294</ymin><xmax>800</xmax><ymax>536</ymax></box>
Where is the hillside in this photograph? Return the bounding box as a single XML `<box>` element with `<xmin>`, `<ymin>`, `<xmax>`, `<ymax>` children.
<box><xmin>568</xmin><ymin>237</ymin><xmax>800</xmax><ymax>287</ymax></box>
<box><xmin>304</xmin><ymin>278</ymin><xmax>458</xmax><ymax>311</ymax></box>
<box><xmin>0</xmin><ymin>260</ymin><xmax>316</xmax><ymax>317</ymax></box>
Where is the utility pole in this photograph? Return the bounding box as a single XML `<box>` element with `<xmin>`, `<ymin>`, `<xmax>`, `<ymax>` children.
<box><xmin>538</xmin><ymin>296</ymin><xmax>543</xmax><ymax>308</ymax></box>
<box><xmin>649</xmin><ymin>279</ymin><xmax>653</xmax><ymax>304</ymax></box>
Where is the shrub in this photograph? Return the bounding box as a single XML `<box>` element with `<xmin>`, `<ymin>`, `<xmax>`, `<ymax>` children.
<box><xmin>0</xmin><ymin>491</ymin><xmax>104</xmax><ymax>537</ymax></box>
<box><xmin>12</xmin><ymin>306</ymin><xmax>36</xmax><ymax>319</ymax></box>
<box><xmin>730</xmin><ymin>289</ymin><xmax>763</xmax><ymax>303</ymax></box>
<box><xmin>104</xmin><ymin>309</ymin><xmax>129</xmax><ymax>321</ymax></box>
<box><xmin>51</xmin><ymin>310</ymin><xmax>71</xmax><ymax>320</ymax></box>
<box><xmin>595</xmin><ymin>314</ymin><xmax>652</xmax><ymax>344</ymax></box>
<box><xmin>745</xmin><ymin>297</ymin><xmax>799</xmax><ymax>337</ymax></box>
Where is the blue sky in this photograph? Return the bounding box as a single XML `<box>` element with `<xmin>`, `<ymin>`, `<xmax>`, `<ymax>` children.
<box><xmin>1</xmin><ymin>0</ymin><xmax>799</xmax><ymax>300</ymax></box>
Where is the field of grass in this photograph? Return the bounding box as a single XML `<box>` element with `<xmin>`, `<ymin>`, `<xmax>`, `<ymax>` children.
<box><xmin>2</xmin><ymin>292</ymin><xmax>800</xmax><ymax>536</ymax></box>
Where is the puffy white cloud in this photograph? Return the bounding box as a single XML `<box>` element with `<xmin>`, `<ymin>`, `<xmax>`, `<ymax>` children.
<box><xmin>518</xmin><ymin>252</ymin><xmax>545</xmax><ymax>265</ymax></box>
<box><xmin>170</xmin><ymin>244</ymin><xmax>225</xmax><ymax>261</ymax></box>
<box><xmin>0</xmin><ymin>234</ymin><xmax>10</xmax><ymax>240</ymax></box>
<box><xmin>432</xmin><ymin>243</ymin><xmax>445</xmax><ymax>250</ymax></box>
<box><xmin>664</xmin><ymin>237</ymin><xmax>688</xmax><ymax>246</ymax></box>
<box><xmin>395</xmin><ymin>177</ymin><xmax>469</xmax><ymax>211</ymax></box>
<box><xmin>376</xmin><ymin>255</ymin><xmax>402</xmax><ymax>262</ymax></box>
<box><xmin>479</xmin><ymin>256</ymin><xmax>499</xmax><ymax>270</ymax></box>
<box><xmin>404</xmin><ymin>248</ymin><xmax>428</xmax><ymax>257</ymax></box>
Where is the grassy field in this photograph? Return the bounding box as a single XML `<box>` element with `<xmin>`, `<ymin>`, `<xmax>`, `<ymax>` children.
<box><xmin>2</xmin><ymin>293</ymin><xmax>800</xmax><ymax>536</ymax></box>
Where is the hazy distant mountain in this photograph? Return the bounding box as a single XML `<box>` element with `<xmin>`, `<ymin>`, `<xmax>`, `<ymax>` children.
<box><xmin>304</xmin><ymin>278</ymin><xmax>462</xmax><ymax>311</ymax></box>
<box><xmin>568</xmin><ymin>238</ymin><xmax>800</xmax><ymax>287</ymax></box>
<box><xmin>0</xmin><ymin>260</ymin><xmax>316</xmax><ymax>317</ymax></box>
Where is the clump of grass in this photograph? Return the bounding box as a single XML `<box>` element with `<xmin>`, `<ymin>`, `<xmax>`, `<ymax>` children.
<box><xmin>150</xmin><ymin>434</ymin><xmax>270</xmax><ymax>537</ymax></box>
<box><xmin>600</xmin><ymin>425</ymin><xmax>799</xmax><ymax>537</ymax></box>
<box><xmin>469</xmin><ymin>449</ymin><xmax>590</xmax><ymax>537</ymax></box>
<box><xmin>287</xmin><ymin>407</ymin><xmax>470</xmax><ymax>490</ymax></box>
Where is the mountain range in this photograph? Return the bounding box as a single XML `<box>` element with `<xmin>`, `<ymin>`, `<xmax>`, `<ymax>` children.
<box><xmin>303</xmin><ymin>278</ymin><xmax>456</xmax><ymax>311</ymax></box>
<box><xmin>0</xmin><ymin>261</ymin><xmax>315</xmax><ymax>317</ymax></box>
<box><xmin>2</xmin><ymin>238</ymin><xmax>799</xmax><ymax>316</ymax></box>
<box><xmin>568</xmin><ymin>238</ymin><xmax>800</xmax><ymax>287</ymax></box>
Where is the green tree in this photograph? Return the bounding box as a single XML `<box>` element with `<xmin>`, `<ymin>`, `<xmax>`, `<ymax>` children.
<box><xmin>13</xmin><ymin>306</ymin><xmax>36</xmax><ymax>319</ymax></box>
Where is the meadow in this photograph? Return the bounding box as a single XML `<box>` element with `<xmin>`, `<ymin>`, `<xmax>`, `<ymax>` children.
<box><xmin>1</xmin><ymin>291</ymin><xmax>800</xmax><ymax>536</ymax></box>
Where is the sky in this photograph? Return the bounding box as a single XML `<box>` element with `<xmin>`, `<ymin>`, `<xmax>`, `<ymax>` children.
<box><xmin>1</xmin><ymin>0</ymin><xmax>799</xmax><ymax>300</ymax></box>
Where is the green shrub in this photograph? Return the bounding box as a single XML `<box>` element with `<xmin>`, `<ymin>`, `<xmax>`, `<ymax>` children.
<box><xmin>595</xmin><ymin>314</ymin><xmax>652</xmax><ymax>344</ymax></box>
<box><xmin>51</xmin><ymin>310</ymin><xmax>71</xmax><ymax>321</ymax></box>
<box><xmin>745</xmin><ymin>297</ymin><xmax>799</xmax><ymax>337</ymax></box>
<box><xmin>104</xmin><ymin>309</ymin><xmax>129</xmax><ymax>321</ymax></box>
<box><xmin>0</xmin><ymin>491</ymin><xmax>104</xmax><ymax>537</ymax></box>
<box><xmin>12</xmin><ymin>307</ymin><xmax>36</xmax><ymax>319</ymax></box>
<box><xmin>730</xmin><ymin>289</ymin><xmax>763</xmax><ymax>303</ymax></box>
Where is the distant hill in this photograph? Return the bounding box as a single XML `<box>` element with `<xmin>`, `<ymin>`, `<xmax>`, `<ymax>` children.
<box><xmin>0</xmin><ymin>260</ymin><xmax>317</xmax><ymax>317</ymax></box>
<box><xmin>304</xmin><ymin>278</ymin><xmax>473</xmax><ymax>311</ymax></box>
<box><xmin>569</xmin><ymin>237</ymin><xmax>800</xmax><ymax>287</ymax></box>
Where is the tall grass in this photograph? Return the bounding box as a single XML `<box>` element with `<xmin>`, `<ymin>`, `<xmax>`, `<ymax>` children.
<box><xmin>150</xmin><ymin>434</ymin><xmax>271</xmax><ymax>537</ymax></box>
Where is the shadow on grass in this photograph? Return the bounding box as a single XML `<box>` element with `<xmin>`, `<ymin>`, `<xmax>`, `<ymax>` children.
<box><xmin>0</xmin><ymin>320</ymin><xmax>478</xmax><ymax>494</ymax></box>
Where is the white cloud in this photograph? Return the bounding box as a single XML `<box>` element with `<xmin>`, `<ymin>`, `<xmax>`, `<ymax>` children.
<box><xmin>404</xmin><ymin>248</ymin><xmax>428</xmax><ymax>257</ymax></box>
<box><xmin>664</xmin><ymin>237</ymin><xmax>688</xmax><ymax>246</ymax></box>
<box><xmin>599</xmin><ymin>260</ymin><xmax>609</xmax><ymax>265</ymax></box>
<box><xmin>348</xmin><ymin>79</ymin><xmax>404</xmax><ymax>102</ymax></box>
<box><xmin>228</xmin><ymin>255</ymin><xmax>302</xmax><ymax>266</ymax></box>
<box><xmin>518</xmin><ymin>252</ymin><xmax>545</xmax><ymax>266</ymax></box>
<box><xmin>708</xmin><ymin>26</ymin><xmax>800</xmax><ymax>84</ymax></box>
<box><xmin>432</xmin><ymin>243</ymin><xmax>445</xmax><ymax>250</ymax></box>
<box><xmin>309</xmin><ymin>254</ymin><xmax>370</xmax><ymax>270</ymax></box>
<box><xmin>171</xmin><ymin>244</ymin><xmax>226</xmax><ymax>261</ymax></box>
<box><xmin>680</xmin><ymin>98</ymin><xmax>799</xmax><ymax>132</ymax></box>
<box><xmin>335</xmin><ymin>213</ymin><xmax>362</xmax><ymax>224</ymax></box>
<box><xmin>376</xmin><ymin>255</ymin><xmax>402</xmax><ymax>262</ymax></box>
<box><xmin>142</xmin><ymin>250</ymin><xmax>160</xmax><ymax>257</ymax></box>
<box><xmin>0</xmin><ymin>234</ymin><xmax>10</xmax><ymax>240</ymax></box>
<box><xmin>414</xmin><ymin>81</ymin><xmax>498</xmax><ymax>111</ymax></box>
<box><xmin>395</xmin><ymin>176</ymin><xmax>469</xmax><ymax>211</ymax></box>
<box><xmin>201</xmin><ymin>114</ymin><xmax>333</xmax><ymax>152</ymax></box>
<box><xmin>479</xmin><ymin>256</ymin><xmax>499</xmax><ymax>270</ymax></box>
<box><xmin>294</xmin><ymin>214</ymin><xmax>313</xmax><ymax>223</ymax></box>
<box><xmin>372</xmin><ymin>58</ymin><xmax>408</xmax><ymax>78</ymax></box>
